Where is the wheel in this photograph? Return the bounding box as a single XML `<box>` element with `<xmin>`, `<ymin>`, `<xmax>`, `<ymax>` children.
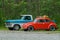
<box><xmin>13</xmin><ymin>25</ymin><xmax>20</xmax><ymax>31</ymax></box>
<box><xmin>49</xmin><ymin>26</ymin><xmax>55</xmax><ymax>31</ymax></box>
<box><xmin>27</xmin><ymin>26</ymin><xmax>34</xmax><ymax>31</ymax></box>
<box><xmin>8</xmin><ymin>27</ymin><xmax>13</xmax><ymax>30</ymax></box>
<box><xmin>24</xmin><ymin>29</ymin><xmax>28</xmax><ymax>31</ymax></box>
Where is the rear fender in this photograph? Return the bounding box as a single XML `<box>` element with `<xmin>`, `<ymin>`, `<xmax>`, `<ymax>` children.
<box><xmin>48</xmin><ymin>23</ymin><xmax>56</xmax><ymax>29</ymax></box>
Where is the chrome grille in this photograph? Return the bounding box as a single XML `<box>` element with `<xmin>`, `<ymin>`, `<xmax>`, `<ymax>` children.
<box><xmin>6</xmin><ymin>22</ymin><xmax>11</xmax><ymax>26</ymax></box>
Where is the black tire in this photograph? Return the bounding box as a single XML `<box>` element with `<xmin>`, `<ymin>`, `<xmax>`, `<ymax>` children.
<box><xmin>27</xmin><ymin>26</ymin><xmax>34</xmax><ymax>31</ymax></box>
<box><xmin>24</xmin><ymin>29</ymin><xmax>28</xmax><ymax>31</ymax></box>
<box><xmin>13</xmin><ymin>25</ymin><xmax>21</xmax><ymax>31</ymax></box>
<box><xmin>8</xmin><ymin>27</ymin><xmax>13</xmax><ymax>30</ymax></box>
<box><xmin>49</xmin><ymin>26</ymin><xmax>55</xmax><ymax>31</ymax></box>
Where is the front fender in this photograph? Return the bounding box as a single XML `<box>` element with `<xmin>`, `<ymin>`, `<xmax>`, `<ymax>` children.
<box><xmin>22</xmin><ymin>24</ymin><xmax>33</xmax><ymax>29</ymax></box>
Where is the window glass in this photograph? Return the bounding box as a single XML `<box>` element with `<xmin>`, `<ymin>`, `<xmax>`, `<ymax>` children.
<box><xmin>45</xmin><ymin>19</ymin><xmax>50</xmax><ymax>22</ymax></box>
<box><xmin>37</xmin><ymin>19</ymin><xmax>45</xmax><ymax>22</ymax></box>
<box><xmin>24</xmin><ymin>16</ymin><xmax>31</xmax><ymax>20</ymax></box>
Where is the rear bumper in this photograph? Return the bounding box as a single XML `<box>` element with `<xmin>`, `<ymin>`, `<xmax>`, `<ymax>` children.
<box><xmin>55</xmin><ymin>27</ymin><xmax>58</xmax><ymax>30</ymax></box>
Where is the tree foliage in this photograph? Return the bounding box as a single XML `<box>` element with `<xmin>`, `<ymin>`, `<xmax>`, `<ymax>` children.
<box><xmin>0</xmin><ymin>0</ymin><xmax>60</xmax><ymax>25</ymax></box>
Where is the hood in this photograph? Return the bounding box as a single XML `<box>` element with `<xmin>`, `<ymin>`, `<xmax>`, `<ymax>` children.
<box><xmin>6</xmin><ymin>19</ymin><xmax>32</xmax><ymax>23</ymax></box>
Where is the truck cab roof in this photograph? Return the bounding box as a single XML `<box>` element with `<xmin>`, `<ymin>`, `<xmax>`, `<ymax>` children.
<box><xmin>21</xmin><ymin>15</ymin><xmax>32</xmax><ymax>16</ymax></box>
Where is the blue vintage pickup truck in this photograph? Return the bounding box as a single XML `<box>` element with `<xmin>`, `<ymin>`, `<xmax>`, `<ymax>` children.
<box><xmin>5</xmin><ymin>15</ymin><xmax>33</xmax><ymax>30</ymax></box>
